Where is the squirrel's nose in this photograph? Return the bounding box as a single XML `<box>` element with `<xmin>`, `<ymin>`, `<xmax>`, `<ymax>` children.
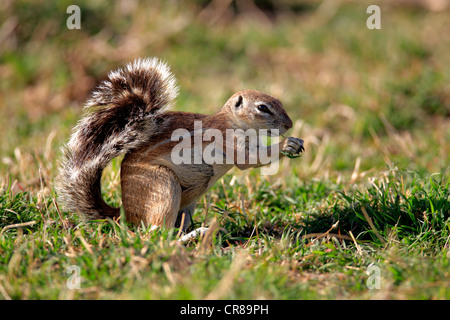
<box><xmin>284</xmin><ymin>116</ymin><xmax>293</xmax><ymax>130</ymax></box>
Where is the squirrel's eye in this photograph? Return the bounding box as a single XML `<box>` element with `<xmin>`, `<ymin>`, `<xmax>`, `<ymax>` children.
<box><xmin>257</xmin><ymin>104</ymin><xmax>272</xmax><ymax>114</ymax></box>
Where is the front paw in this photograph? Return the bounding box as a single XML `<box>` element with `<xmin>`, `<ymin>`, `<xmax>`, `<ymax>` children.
<box><xmin>281</xmin><ymin>137</ymin><xmax>304</xmax><ymax>158</ymax></box>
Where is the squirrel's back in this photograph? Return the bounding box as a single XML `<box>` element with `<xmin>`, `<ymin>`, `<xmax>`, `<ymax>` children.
<box><xmin>56</xmin><ymin>58</ymin><xmax>178</xmax><ymax>219</ymax></box>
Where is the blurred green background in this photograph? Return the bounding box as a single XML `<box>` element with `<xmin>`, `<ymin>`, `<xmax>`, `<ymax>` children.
<box><xmin>0</xmin><ymin>0</ymin><xmax>449</xmax><ymax>188</ymax></box>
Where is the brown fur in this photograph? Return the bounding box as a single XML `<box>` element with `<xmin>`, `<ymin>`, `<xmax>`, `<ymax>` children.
<box><xmin>120</xmin><ymin>89</ymin><xmax>297</xmax><ymax>230</ymax></box>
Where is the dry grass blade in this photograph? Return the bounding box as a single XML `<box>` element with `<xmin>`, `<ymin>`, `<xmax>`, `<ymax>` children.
<box><xmin>361</xmin><ymin>207</ymin><xmax>386</xmax><ymax>245</ymax></box>
<box><xmin>199</xmin><ymin>218</ymin><xmax>220</xmax><ymax>251</ymax></box>
<box><xmin>176</xmin><ymin>213</ymin><xmax>187</xmax><ymax>238</ymax></box>
<box><xmin>1</xmin><ymin>221</ymin><xmax>36</xmax><ymax>236</ymax></box>
<box><xmin>349</xmin><ymin>231</ymin><xmax>363</xmax><ymax>256</ymax></box>
<box><xmin>302</xmin><ymin>232</ymin><xmax>356</xmax><ymax>242</ymax></box>
<box><xmin>0</xmin><ymin>279</ymin><xmax>12</xmax><ymax>300</ymax></box>
<box><xmin>303</xmin><ymin>220</ymin><xmax>339</xmax><ymax>246</ymax></box>
<box><xmin>75</xmin><ymin>230</ymin><xmax>94</xmax><ymax>255</ymax></box>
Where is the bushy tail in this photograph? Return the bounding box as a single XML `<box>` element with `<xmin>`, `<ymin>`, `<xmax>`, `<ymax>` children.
<box><xmin>56</xmin><ymin>58</ymin><xmax>178</xmax><ymax>219</ymax></box>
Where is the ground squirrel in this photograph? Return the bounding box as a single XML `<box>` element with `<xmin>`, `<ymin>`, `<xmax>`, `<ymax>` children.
<box><xmin>56</xmin><ymin>58</ymin><xmax>304</xmax><ymax>233</ymax></box>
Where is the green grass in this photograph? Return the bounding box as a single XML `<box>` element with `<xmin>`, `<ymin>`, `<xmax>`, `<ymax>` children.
<box><xmin>1</xmin><ymin>0</ymin><xmax>450</xmax><ymax>300</ymax></box>
<box><xmin>1</xmin><ymin>168</ymin><xmax>448</xmax><ymax>299</ymax></box>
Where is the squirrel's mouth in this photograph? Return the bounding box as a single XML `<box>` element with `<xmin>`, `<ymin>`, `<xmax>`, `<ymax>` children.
<box><xmin>264</xmin><ymin>128</ymin><xmax>286</xmax><ymax>137</ymax></box>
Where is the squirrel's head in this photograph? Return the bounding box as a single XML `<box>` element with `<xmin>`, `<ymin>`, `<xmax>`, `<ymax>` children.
<box><xmin>224</xmin><ymin>89</ymin><xmax>293</xmax><ymax>135</ymax></box>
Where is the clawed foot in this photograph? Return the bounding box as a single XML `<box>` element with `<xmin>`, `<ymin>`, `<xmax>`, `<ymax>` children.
<box><xmin>281</xmin><ymin>137</ymin><xmax>304</xmax><ymax>158</ymax></box>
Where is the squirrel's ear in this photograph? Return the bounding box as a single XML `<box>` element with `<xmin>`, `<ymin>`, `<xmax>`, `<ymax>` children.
<box><xmin>234</xmin><ymin>95</ymin><xmax>243</xmax><ymax>108</ymax></box>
